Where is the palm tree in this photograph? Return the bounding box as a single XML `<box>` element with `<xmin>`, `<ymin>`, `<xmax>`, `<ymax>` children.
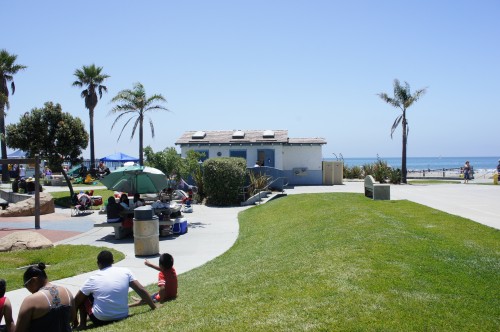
<box><xmin>1</xmin><ymin>49</ymin><xmax>27</xmax><ymax>182</ymax></box>
<box><xmin>72</xmin><ymin>64</ymin><xmax>109</xmax><ymax>169</ymax></box>
<box><xmin>378</xmin><ymin>79</ymin><xmax>427</xmax><ymax>184</ymax></box>
<box><xmin>109</xmin><ymin>82</ymin><xmax>169</xmax><ymax>165</ymax></box>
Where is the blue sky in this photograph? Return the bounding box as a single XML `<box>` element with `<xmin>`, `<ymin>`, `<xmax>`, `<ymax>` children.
<box><xmin>3</xmin><ymin>0</ymin><xmax>499</xmax><ymax>160</ymax></box>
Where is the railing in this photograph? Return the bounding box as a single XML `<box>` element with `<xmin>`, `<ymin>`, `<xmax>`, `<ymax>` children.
<box><xmin>406</xmin><ymin>167</ymin><xmax>480</xmax><ymax>179</ymax></box>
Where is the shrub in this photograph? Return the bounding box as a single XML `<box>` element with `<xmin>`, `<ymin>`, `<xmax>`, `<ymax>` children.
<box><xmin>350</xmin><ymin>165</ymin><xmax>363</xmax><ymax>179</ymax></box>
<box><xmin>203</xmin><ymin>157</ymin><xmax>247</xmax><ymax>206</ymax></box>
<box><xmin>247</xmin><ymin>170</ymin><xmax>271</xmax><ymax>197</ymax></box>
<box><xmin>373</xmin><ymin>159</ymin><xmax>390</xmax><ymax>183</ymax></box>
<box><xmin>389</xmin><ymin>168</ymin><xmax>402</xmax><ymax>184</ymax></box>
<box><xmin>362</xmin><ymin>163</ymin><xmax>374</xmax><ymax>177</ymax></box>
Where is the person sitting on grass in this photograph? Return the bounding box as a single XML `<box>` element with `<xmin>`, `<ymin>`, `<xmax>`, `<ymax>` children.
<box><xmin>16</xmin><ymin>263</ymin><xmax>75</xmax><ymax>332</ymax></box>
<box><xmin>129</xmin><ymin>253</ymin><xmax>178</xmax><ymax>307</ymax></box>
<box><xmin>0</xmin><ymin>279</ymin><xmax>15</xmax><ymax>332</ymax></box>
<box><xmin>73</xmin><ymin>250</ymin><xmax>155</xmax><ymax>330</ymax></box>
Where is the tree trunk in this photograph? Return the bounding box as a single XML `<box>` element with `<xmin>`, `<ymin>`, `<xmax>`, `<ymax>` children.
<box><xmin>401</xmin><ymin>110</ymin><xmax>407</xmax><ymax>184</ymax></box>
<box><xmin>61</xmin><ymin>168</ymin><xmax>75</xmax><ymax>199</ymax></box>
<box><xmin>139</xmin><ymin>115</ymin><xmax>144</xmax><ymax>166</ymax></box>
<box><xmin>89</xmin><ymin>107</ymin><xmax>95</xmax><ymax>170</ymax></box>
<box><xmin>0</xmin><ymin>104</ymin><xmax>10</xmax><ymax>183</ymax></box>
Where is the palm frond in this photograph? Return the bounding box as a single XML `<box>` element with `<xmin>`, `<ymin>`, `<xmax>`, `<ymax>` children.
<box><xmin>129</xmin><ymin>117</ymin><xmax>140</xmax><ymax>140</ymax></box>
<box><xmin>149</xmin><ymin>118</ymin><xmax>155</xmax><ymax>138</ymax></box>
<box><xmin>114</xmin><ymin>115</ymin><xmax>136</xmax><ymax>141</ymax></box>
<box><xmin>391</xmin><ymin>115</ymin><xmax>403</xmax><ymax>138</ymax></box>
<box><xmin>10</xmin><ymin>82</ymin><xmax>15</xmax><ymax>95</ymax></box>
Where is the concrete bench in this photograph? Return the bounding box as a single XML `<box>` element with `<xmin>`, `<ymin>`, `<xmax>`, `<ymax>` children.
<box><xmin>364</xmin><ymin>175</ymin><xmax>390</xmax><ymax>200</ymax></box>
<box><xmin>94</xmin><ymin>220</ymin><xmax>174</xmax><ymax>240</ymax></box>
<box><xmin>0</xmin><ymin>198</ymin><xmax>8</xmax><ymax>210</ymax></box>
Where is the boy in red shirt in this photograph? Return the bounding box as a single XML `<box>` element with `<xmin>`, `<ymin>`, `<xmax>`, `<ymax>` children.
<box><xmin>130</xmin><ymin>253</ymin><xmax>178</xmax><ymax>306</ymax></box>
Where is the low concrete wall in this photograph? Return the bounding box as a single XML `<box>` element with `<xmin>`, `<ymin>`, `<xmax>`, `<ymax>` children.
<box><xmin>0</xmin><ymin>190</ymin><xmax>32</xmax><ymax>203</ymax></box>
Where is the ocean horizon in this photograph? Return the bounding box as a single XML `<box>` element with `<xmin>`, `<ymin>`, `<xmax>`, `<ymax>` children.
<box><xmin>323</xmin><ymin>156</ymin><xmax>499</xmax><ymax>171</ymax></box>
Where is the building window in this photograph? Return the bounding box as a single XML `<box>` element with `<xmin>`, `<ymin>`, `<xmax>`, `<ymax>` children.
<box><xmin>230</xmin><ymin>150</ymin><xmax>247</xmax><ymax>160</ymax></box>
<box><xmin>194</xmin><ymin>150</ymin><xmax>209</xmax><ymax>161</ymax></box>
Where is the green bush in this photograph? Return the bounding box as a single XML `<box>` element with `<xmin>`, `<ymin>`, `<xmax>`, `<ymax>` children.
<box><xmin>389</xmin><ymin>168</ymin><xmax>402</xmax><ymax>184</ymax></box>
<box><xmin>343</xmin><ymin>165</ymin><xmax>363</xmax><ymax>179</ymax></box>
<box><xmin>362</xmin><ymin>163</ymin><xmax>374</xmax><ymax>177</ymax></box>
<box><xmin>373</xmin><ymin>159</ymin><xmax>390</xmax><ymax>183</ymax></box>
<box><xmin>203</xmin><ymin>157</ymin><xmax>247</xmax><ymax>206</ymax></box>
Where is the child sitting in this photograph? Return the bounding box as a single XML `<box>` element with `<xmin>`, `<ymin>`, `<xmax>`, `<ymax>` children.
<box><xmin>129</xmin><ymin>253</ymin><xmax>177</xmax><ymax>307</ymax></box>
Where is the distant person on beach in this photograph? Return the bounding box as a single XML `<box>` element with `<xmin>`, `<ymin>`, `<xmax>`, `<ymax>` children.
<box><xmin>0</xmin><ymin>279</ymin><xmax>15</xmax><ymax>332</ymax></box>
<box><xmin>497</xmin><ymin>159</ymin><xmax>500</xmax><ymax>174</ymax></box>
<box><xmin>16</xmin><ymin>263</ymin><xmax>75</xmax><ymax>332</ymax></box>
<box><xmin>73</xmin><ymin>250</ymin><xmax>155</xmax><ymax>329</ymax></box>
<box><xmin>463</xmin><ymin>160</ymin><xmax>471</xmax><ymax>183</ymax></box>
<box><xmin>129</xmin><ymin>253</ymin><xmax>178</xmax><ymax>307</ymax></box>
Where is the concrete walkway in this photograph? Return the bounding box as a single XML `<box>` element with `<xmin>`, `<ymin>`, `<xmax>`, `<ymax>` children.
<box><xmin>3</xmin><ymin>181</ymin><xmax>499</xmax><ymax>321</ymax></box>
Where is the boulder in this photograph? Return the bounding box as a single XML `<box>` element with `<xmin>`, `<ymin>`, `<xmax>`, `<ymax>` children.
<box><xmin>0</xmin><ymin>192</ymin><xmax>55</xmax><ymax>217</ymax></box>
<box><xmin>0</xmin><ymin>231</ymin><xmax>54</xmax><ymax>252</ymax></box>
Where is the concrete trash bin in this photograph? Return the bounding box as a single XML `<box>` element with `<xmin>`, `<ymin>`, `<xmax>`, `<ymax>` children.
<box><xmin>133</xmin><ymin>206</ymin><xmax>159</xmax><ymax>256</ymax></box>
<box><xmin>133</xmin><ymin>219</ymin><xmax>159</xmax><ymax>256</ymax></box>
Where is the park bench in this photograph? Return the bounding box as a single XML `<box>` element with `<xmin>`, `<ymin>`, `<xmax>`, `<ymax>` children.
<box><xmin>364</xmin><ymin>175</ymin><xmax>390</xmax><ymax>200</ymax></box>
<box><xmin>94</xmin><ymin>219</ymin><xmax>174</xmax><ymax>240</ymax></box>
<box><xmin>0</xmin><ymin>198</ymin><xmax>8</xmax><ymax>210</ymax></box>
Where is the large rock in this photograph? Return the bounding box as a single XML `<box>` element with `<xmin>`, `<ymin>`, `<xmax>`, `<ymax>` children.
<box><xmin>0</xmin><ymin>231</ymin><xmax>54</xmax><ymax>252</ymax></box>
<box><xmin>0</xmin><ymin>192</ymin><xmax>55</xmax><ymax>217</ymax></box>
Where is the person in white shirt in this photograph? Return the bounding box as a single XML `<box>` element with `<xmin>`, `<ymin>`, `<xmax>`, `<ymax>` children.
<box><xmin>73</xmin><ymin>250</ymin><xmax>155</xmax><ymax>329</ymax></box>
<box><xmin>19</xmin><ymin>165</ymin><xmax>26</xmax><ymax>178</ymax></box>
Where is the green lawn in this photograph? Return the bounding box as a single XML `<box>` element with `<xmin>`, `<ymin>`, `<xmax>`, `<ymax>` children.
<box><xmin>0</xmin><ymin>245</ymin><xmax>124</xmax><ymax>291</ymax></box>
<box><xmin>50</xmin><ymin>188</ymin><xmax>114</xmax><ymax>208</ymax></box>
<box><xmin>97</xmin><ymin>193</ymin><xmax>499</xmax><ymax>331</ymax></box>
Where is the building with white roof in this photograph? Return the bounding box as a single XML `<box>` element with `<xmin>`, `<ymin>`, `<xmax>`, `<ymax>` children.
<box><xmin>175</xmin><ymin>130</ymin><xmax>327</xmax><ymax>185</ymax></box>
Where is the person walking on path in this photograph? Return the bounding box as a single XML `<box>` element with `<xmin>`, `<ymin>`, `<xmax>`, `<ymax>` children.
<box><xmin>463</xmin><ymin>160</ymin><xmax>471</xmax><ymax>184</ymax></box>
<box><xmin>73</xmin><ymin>250</ymin><xmax>155</xmax><ymax>329</ymax></box>
<box><xmin>16</xmin><ymin>263</ymin><xmax>75</xmax><ymax>332</ymax></box>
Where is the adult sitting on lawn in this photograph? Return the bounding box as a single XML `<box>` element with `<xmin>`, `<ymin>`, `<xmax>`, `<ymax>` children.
<box><xmin>16</xmin><ymin>263</ymin><xmax>75</xmax><ymax>332</ymax></box>
<box><xmin>98</xmin><ymin>161</ymin><xmax>111</xmax><ymax>177</ymax></box>
<box><xmin>73</xmin><ymin>250</ymin><xmax>156</xmax><ymax>329</ymax></box>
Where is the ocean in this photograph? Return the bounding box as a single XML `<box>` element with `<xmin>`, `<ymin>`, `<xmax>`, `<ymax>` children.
<box><xmin>323</xmin><ymin>156</ymin><xmax>499</xmax><ymax>171</ymax></box>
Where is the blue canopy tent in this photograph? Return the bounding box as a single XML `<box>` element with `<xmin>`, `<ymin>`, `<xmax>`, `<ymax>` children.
<box><xmin>7</xmin><ymin>150</ymin><xmax>26</xmax><ymax>158</ymax></box>
<box><xmin>100</xmin><ymin>152</ymin><xmax>139</xmax><ymax>163</ymax></box>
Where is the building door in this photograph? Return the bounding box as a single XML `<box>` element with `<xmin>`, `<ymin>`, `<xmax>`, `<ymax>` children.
<box><xmin>257</xmin><ymin>149</ymin><xmax>275</xmax><ymax>167</ymax></box>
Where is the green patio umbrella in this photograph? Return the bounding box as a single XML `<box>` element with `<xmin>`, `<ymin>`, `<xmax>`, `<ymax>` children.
<box><xmin>101</xmin><ymin>165</ymin><xmax>169</xmax><ymax>194</ymax></box>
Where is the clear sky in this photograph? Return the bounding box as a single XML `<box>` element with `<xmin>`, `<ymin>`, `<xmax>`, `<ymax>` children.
<box><xmin>3</xmin><ymin>0</ymin><xmax>499</xmax><ymax>160</ymax></box>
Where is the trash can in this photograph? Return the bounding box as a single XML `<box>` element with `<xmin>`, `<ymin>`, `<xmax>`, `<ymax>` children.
<box><xmin>133</xmin><ymin>206</ymin><xmax>159</xmax><ymax>256</ymax></box>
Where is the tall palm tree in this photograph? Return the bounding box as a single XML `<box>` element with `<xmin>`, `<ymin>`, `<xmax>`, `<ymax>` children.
<box><xmin>378</xmin><ymin>79</ymin><xmax>427</xmax><ymax>184</ymax></box>
<box><xmin>72</xmin><ymin>64</ymin><xmax>109</xmax><ymax>169</ymax></box>
<box><xmin>0</xmin><ymin>49</ymin><xmax>27</xmax><ymax>182</ymax></box>
<box><xmin>109</xmin><ymin>82</ymin><xmax>169</xmax><ymax>165</ymax></box>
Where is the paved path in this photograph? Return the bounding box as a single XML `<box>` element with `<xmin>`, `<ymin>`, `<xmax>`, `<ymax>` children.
<box><xmin>3</xmin><ymin>181</ymin><xmax>499</xmax><ymax>321</ymax></box>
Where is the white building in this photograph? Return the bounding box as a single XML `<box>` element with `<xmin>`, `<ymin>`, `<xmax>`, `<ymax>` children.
<box><xmin>175</xmin><ymin>130</ymin><xmax>327</xmax><ymax>185</ymax></box>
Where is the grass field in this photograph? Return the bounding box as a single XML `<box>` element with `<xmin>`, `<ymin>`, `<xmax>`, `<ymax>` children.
<box><xmin>89</xmin><ymin>193</ymin><xmax>500</xmax><ymax>331</ymax></box>
<box><xmin>0</xmin><ymin>246</ymin><xmax>124</xmax><ymax>292</ymax></box>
